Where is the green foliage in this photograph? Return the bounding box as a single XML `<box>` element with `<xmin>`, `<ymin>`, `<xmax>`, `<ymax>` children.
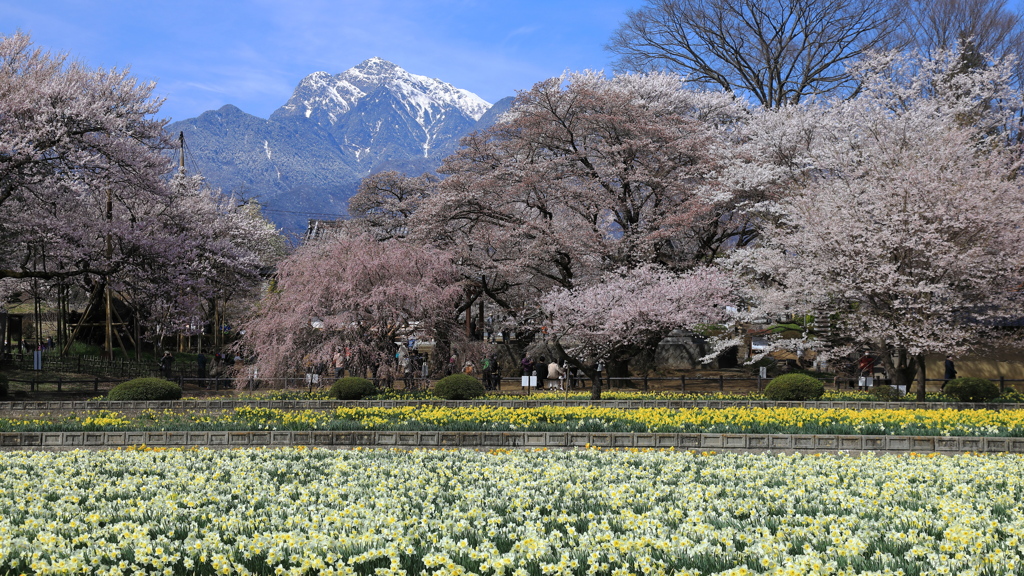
<box><xmin>107</xmin><ymin>378</ymin><xmax>182</xmax><ymax>401</ymax></box>
<box><xmin>996</xmin><ymin>389</ymin><xmax>1024</xmax><ymax>404</ymax></box>
<box><xmin>329</xmin><ymin>377</ymin><xmax>377</xmax><ymax>400</ymax></box>
<box><xmin>433</xmin><ymin>374</ymin><xmax>485</xmax><ymax>400</ymax></box>
<box><xmin>764</xmin><ymin>373</ymin><xmax>825</xmax><ymax>401</ymax></box>
<box><xmin>943</xmin><ymin>378</ymin><xmax>1000</xmax><ymax>403</ymax></box>
<box><xmin>869</xmin><ymin>384</ymin><xmax>901</xmax><ymax>401</ymax></box>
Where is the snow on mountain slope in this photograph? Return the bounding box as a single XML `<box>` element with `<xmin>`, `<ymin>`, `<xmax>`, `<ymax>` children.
<box><xmin>278</xmin><ymin>57</ymin><xmax>490</xmax><ymax>127</ymax></box>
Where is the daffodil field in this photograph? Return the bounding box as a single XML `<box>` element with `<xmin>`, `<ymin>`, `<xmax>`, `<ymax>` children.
<box><xmin>5</xmin><ymin>406</ymin><xmax>1024</xmax><ymax>437</ymax></box>
<box><xmin>1</xmin><ymin>447</ymin><xmax>1023</xmax><ymax>576</ymax></box>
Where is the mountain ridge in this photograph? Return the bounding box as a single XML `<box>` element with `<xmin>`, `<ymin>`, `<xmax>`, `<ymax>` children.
<box><xmin>167</xmin><ymin>58</ymin><xmax>514</xmax><ymax>234</ymax></box>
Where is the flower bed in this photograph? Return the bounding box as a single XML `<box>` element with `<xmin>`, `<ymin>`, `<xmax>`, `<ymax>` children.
<box><xmin>0</xmin><ymin>448</ymin><xmax>1021</xmax><ymax>575</ymax></box>
<box><xmin>8</xmin><ymin>405</ymin><xmax>1024</xmax><ymax>437</ymax></box>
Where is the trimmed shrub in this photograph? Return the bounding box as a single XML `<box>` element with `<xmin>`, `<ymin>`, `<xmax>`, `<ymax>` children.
<box><xmin>433</xmin><ymin>373</ymin><xmax>485</xmax><ymax>400</ymax></box>
<box><xmin>944</xmin><ymin>377</ymin><xmax>1000</xmax><ymax>403</ymax></box>
<box><xmin>330</xmin><ymin>377</ymin><xmax>377</xmax><ymax>400</ymax></box>
<box><xmin>764</xmin><ymin>373</ymin><xmax>825</xmax><ymax>401</ymax></box>
<box><xmin>869</xmin><ymin>384</ymin><xmax>902</xmax><ymax>401</ymax></box>
<box><xmin>107</xmin><ymin>378</ymin><xmax>182</xmax><ymax>401</ymax></box>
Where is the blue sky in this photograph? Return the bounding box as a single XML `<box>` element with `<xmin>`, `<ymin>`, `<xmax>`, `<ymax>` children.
<box><xmin>0</xmin><ymin>0</ymin><xmax>642</xmax><ymax>122</ymax></box>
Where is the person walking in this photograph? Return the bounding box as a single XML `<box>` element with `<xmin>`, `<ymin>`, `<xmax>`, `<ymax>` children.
<box><xmin>943</xmin><ymin>354</ymin><xmax>957</xmax><ymax>390</ymax></box>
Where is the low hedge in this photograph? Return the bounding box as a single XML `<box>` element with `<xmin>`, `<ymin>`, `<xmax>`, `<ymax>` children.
<box><xmin>107</xmin><ymin>378</ymin><xmax>182</xmax><ymax>401</ymax></box>
<box><xmin>764</xmin><ymin>373</ymin><xmax>825</xmax><ymax>401</ymax></box>
<box><xmin>433</xmin><ymin>374</ymin><xmax>485</xmax><ymax>400</ymax></box>
<box><xmin>329</xmin><ymin>377</ymin><xmax>377</xmax><ymax>400</ymax></box>
<box><xmin>944</xmin><ymin>377</ymin><xmax>1000</xmax><ymax>403</ymax></box>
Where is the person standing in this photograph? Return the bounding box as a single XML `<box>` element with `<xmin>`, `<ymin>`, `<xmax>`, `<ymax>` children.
<box><xmin>481</xmin><ymin>355</ymin><xmax>493</xmax><ymax>390</ymax></box>
<box><xmin>196</xmin><ymin>352</ymin><xmax>207</xmax><ymax>379</ymax></box>
<box><xmin>489</xmin><ymin>354</ymin><xmax>501</xmax><ymax>390</ymax></box>
<box><xmin>160</xmin><ymin>351</ymin><xmax>174</xmax><ymax>379</ymax></box>
<box><xmin>333</xmin><ymin>348</ymin><xmax>345</xmax><ymax>379</ymax></box>
<box><xmin>547</xmin><ymin>358</ymin><xmax>565</xmax><ymax>390</ymax></box>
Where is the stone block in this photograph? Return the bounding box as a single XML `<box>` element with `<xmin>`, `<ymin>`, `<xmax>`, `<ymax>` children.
<box><xmin>634</xmin><ymin>434</ymin><xmax>656</xmax><ymax>447</ymax></box>
<box><xmin>747</xmin><ymin>435</ymin><xmax>769</xmax><ymax>449</ymax></box>
<box><xmin>678</xmin><ymin>434</ymin><xmax>701</xmax><ymax>448</ymax></box>
<box><xmin>986</xmin><ymin>438</ymin><xmax>1009</xmax><ymax>453</ymax></box>
<box><xmin>701</xmin><ymin>434</ymin><xmax>723</xmax><ymax>448</ymax></box>
<box><xmin>814</xmin><ymin>436</ymin><xmax>837</xmax><ymax>450</ymax></box>
<box><xmin>105</xmin><ymin>432</ymin><xmax>126</xmax><ymax>446</ymax></box>
<box><xmin>793</xmin><ymin>435</ymin><xmax>814</xmax><ymax>449</ymax></box>
<box><xmin>961</xmin><ymin>437</ymin><xmax>983</xmax><ymax>452</ymax></box>
<box><xmin>546</xmin><ymin>433</ymin><xmax>568</xmax><ymax>447</ymax></box>
<box><xmin>228</xmin><ymin>432</ymin><xmax>250</xmax><ymax>446</ymax></box>
<box><xmin>568</xmin><ymin>433</ymin><xmax>590</xmax><ymax>447</ymax></box>
<box><xmin>723</xmin><ymin>435</ymin><xmax>746</xmax><ymax>449</ymax></box>
<box><xmin>83</xmin><ymin>433</ymin><xmax>104</xmax><ymax>446</ymax></box>
<box><xmin>838</xmin><ymin>436</ymin><xmax>862</xmax><ymax>450</ymax></box>
<box><xmin>911</xmin><ymin>437</ymin><xmax>935</xmax><ymax>452</ymax></box>
<box><xmin>656</xmin><ymin>434</ymin><xmax>678</xmax><ymax>447</ymax></box>
<box><xmin>187</xmin><ymin>432</ymin><xmax>208</xmax><ymax>445</ymax></box>
<box><xmin>612</xmin><ymin>434</ymin><xmax>634</xmax><ymax>447</ymax></box>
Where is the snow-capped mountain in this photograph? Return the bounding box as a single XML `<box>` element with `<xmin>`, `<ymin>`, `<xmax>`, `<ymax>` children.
<box><xmin>167</xmin><ymin>58</ymin><xmax>514</xmax><ymax>234</ymax></box>
<box><xmin>279</xmin><ymin>58</ymin><xmax>490</xmax><ymax>126</ymax></box>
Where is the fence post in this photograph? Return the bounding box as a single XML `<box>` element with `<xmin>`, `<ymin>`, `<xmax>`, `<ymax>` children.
<box><xmin>757</xmin><ymin>374</ymin><xmax>761</xmax><ymax>392</ymax></box>
<box><xmin>643</xmin><ymin>374</ymin><xmax>649</xmax><ymax>391</ymax></box>
<box><xmin>94</xmin><ymin>378</ymin><xmax>99</xmax><ymax>393</ymax></box>
<box><xmin>680</xmin><ymin>375</ymin><xmax>685</xmax><ymax>393</ymax></box>
<box><xmin>56</xmin><ymin>378</ymin><xmax>61</xmax><ymax>393</ymax></box>
<box><xmin>1000</xmin><ymin>376</ymin><xmax>1006</xmax><ymax>393</ymax></box>
<box><xmin>719</xmin><ymin>375</ymin><xmax>724</xmax><ymax>392</ymax></box>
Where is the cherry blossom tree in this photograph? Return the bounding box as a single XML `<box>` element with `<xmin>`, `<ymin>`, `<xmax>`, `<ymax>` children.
<box><xmin>0</xmin><ymin>32</ymin><xmax>284</xmax><ymax>353</ymax></box>
<box><xmin>542</xmin><ymin>264</ymin><xmax>733</xmax><ymax>398</ymax></box>
<box><xmin>347</xmin><ymin>170</ymin><xmax>437</xmax><ymax>240</ymax></box>
<box><xmin>412</xmin><ymin>72</ymin><xmax>752</xmax><ymax>369</ymax></box>
<box><xmin>0</xmin><ymin>31</ymin><xmax>172</xmax><ymax>283</ymax></box>
<box><xmin>125</xmin><ymin>171</ymin><xmax>283</xmax><ymax>344</ymax></box>
<box><xmin>729</xmin><ymin>49</ymin><xmax>1024</xmax><ymax>399</ymax></box>
<box><xmin>241</xmin><ymin>234</ymin><xmax>462</xmax><ymax>382</ymax></box>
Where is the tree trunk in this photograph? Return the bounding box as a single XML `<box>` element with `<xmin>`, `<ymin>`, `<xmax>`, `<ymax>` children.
<box><xmin>915</xmin><ymin>353</ymin><xmax>927</xmax><ymax>402</ymax></box>
<box><xmin>591</xmin><ymin>371</ymin><xmax>602</xmax><ymax>400</ymax></box>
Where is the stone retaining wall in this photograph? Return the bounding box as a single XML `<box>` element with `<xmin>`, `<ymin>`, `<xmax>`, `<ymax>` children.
<box><xmin>2</xmin><ymin>430</ymin><xmax>1022</xmax><ymax>454</ymax></box>
<box><xmin>1</xmin><ymin>399</ymin><xmax>1016</xmax><ymax>415</ymax></box>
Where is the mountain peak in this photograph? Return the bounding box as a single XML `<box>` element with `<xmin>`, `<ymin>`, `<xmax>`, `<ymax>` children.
<box><xmin>277</xmin><ymin>59</ymin><xmax>491</xmax><ymax>126</ymax></box>
<box><xmin>352</xmin><ymin>57</ymin><xmax>399</xmax><ymax>76</ymax></box>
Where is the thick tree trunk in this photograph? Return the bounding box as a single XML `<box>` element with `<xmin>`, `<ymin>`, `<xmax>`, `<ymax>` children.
<box><xmin>591</xmin><ymin>372</ymin><xmax>602</xmax><ymax>400</ymax></box>
<box><xmin>915</xmin><ymin>353</ymin><xmax>927</xmax><ymax>402</ymax></box>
